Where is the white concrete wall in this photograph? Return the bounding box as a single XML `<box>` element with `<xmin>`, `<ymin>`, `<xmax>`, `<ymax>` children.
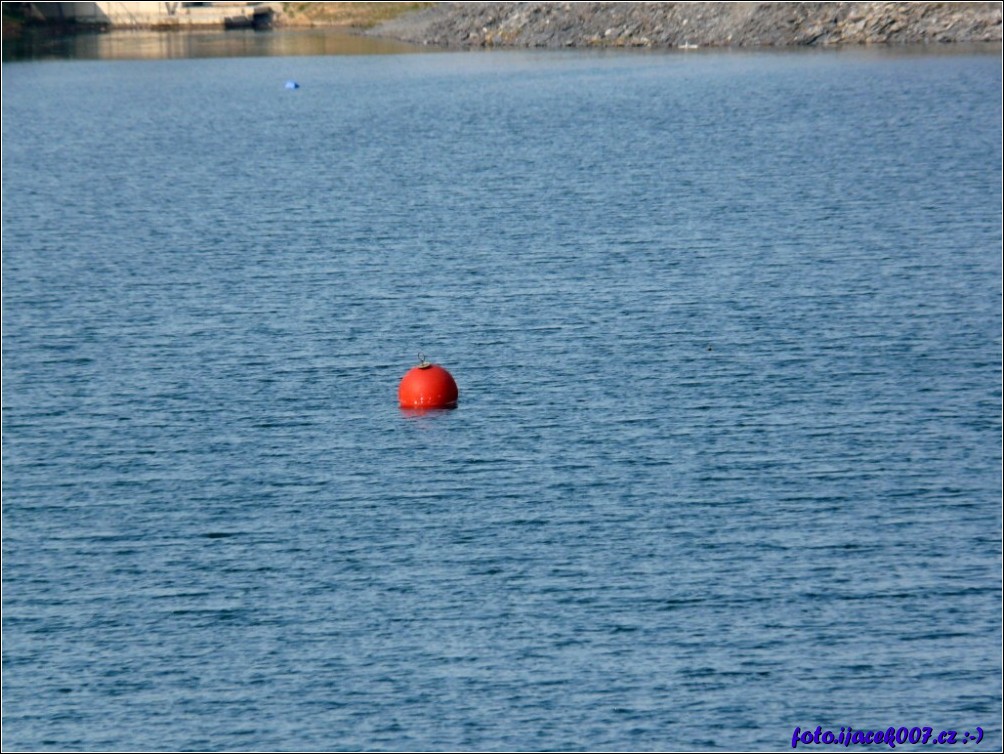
<box><xmin>31</xmin><ymin>2</ymin><xmax>279</xmax><ymax>28</ymax></box>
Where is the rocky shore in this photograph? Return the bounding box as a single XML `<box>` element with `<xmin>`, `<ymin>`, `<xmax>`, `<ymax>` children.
<box><xmin>369</xmin><ymin>2</ymin><xmax>1003</xmax><ymax>48</ymax></box>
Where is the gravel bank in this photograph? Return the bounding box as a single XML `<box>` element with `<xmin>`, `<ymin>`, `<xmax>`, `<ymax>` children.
<box><xmin>369</xmin><ymin>2</ymin><xmax>1002</xmax><ymax>48</ymax></box>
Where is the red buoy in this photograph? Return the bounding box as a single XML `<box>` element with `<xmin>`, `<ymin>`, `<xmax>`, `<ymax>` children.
<box><xmin>398</xmin><ymin>355</ymin><xmax>459</xmax><ymax>409</ymax></box>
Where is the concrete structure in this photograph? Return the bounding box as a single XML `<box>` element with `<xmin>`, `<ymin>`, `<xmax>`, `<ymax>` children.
<box><xmin>27</xmin><ymin>2</ymin><xmax>281</xmax><ymax>30</ymax></box>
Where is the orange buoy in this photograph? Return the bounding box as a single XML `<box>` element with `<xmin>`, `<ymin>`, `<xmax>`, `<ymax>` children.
<box><xmin>398</xmin><ymin>354</ymin><xmax>459</xmax><ymax>409</ymax></box>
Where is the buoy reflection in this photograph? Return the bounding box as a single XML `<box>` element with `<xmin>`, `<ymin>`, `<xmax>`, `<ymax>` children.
<box><xmin>399</xmin><ymin>405</ymin><xmax>458</xmax><ymax>419</ymax></box>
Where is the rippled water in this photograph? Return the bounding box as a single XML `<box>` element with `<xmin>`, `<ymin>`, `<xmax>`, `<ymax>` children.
<box><xmin>3</xmin><ymin>41</ymin><xmax>1001</xmax><ymax>751</ymax></box>
<box><xmin>2</xmin><ymin>28</ymin><xmax>424</xmax><ymax>62</ymax></box>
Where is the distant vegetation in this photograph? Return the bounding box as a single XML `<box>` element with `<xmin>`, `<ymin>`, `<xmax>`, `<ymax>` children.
<box><xmin>280</xmin><ymin>2</ymin><xmax>434</xmax><ymax>29</ymax></box>
<box><xmin>2</xmin><ymin>2</ymin><xmax>29</xmax><ymax>37</ymax></box>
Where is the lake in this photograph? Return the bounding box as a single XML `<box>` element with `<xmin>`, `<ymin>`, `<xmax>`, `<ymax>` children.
<box><xmin>2</xmin><ymin>30</ymin><xmax>1001</xmax><ymax>752</ymax></box>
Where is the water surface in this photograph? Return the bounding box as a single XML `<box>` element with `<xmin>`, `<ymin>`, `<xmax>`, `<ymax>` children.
<box><xmin>2</xmin><ymin>27</ymin><xmax>425</xmax><ymax>62</ymax></box>
<box><xmin>2</xmin><ymin>42</ymin><xmax>1001</xmax><ymax>751</ymax></box>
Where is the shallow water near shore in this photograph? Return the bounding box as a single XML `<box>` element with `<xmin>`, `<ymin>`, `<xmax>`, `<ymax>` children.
<box><xmin>2</xmin><ymin>27</ymin><xmax>427</xmax><ymax>62</ymax></box>
<box><xmin>2</xmin><ymin>44</ymin><xmax>1001</xmax><ymax>751</ymax></box>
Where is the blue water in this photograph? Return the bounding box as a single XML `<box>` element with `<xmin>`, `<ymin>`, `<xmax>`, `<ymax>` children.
<box><xmin>2</xmin><ymin>41</ymin><xmax>1001</xmax><ymax>751</ymax></box>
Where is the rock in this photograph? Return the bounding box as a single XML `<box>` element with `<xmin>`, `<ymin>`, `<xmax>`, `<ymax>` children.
<box><xmin>368</xmin><ymin>1</ymin><xmax>1002</xmax><ymax>49</ymax></box>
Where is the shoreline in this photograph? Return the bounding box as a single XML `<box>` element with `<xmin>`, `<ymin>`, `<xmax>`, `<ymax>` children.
<box><xmin>5</xmin><ymin>2</ymin><xmax>1001</xmax><ymax>51</ymax></box>
<box><xmin>366</xmin><ymin>2</ymin><xmax>1003</xmax><ymax>49</ymax></box>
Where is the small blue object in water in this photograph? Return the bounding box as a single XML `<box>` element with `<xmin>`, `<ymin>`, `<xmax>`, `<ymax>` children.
<box><xmin>285</xmin><ymin>81</ymin><xmax>300</xmax><ymax>90</ymax></box>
